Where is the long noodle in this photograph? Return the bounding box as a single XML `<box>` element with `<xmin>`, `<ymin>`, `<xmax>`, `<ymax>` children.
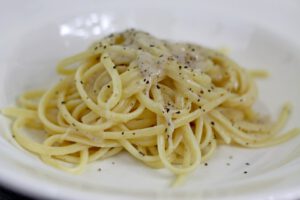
<box><xmin>2</xmin><ymin>29</ymin><xmax>299</xmax><ymax>185</ymax></box>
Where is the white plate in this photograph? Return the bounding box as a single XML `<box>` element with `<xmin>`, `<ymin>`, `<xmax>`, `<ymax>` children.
<box><xmin>1</xmin><ymin>0</ymin><xmax>300</xmax><ymax>199</ymax></box>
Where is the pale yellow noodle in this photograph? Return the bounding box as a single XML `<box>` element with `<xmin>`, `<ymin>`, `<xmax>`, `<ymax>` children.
<box><xmin>1</xmin><ymin>29</ymin><xmax>299</xmax><ymax>185</ymax></box>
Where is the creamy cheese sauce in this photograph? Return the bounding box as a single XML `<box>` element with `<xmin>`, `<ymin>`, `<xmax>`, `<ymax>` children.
<box><xmin>92</xmin><ymin>29</ymin><xmax>221</xmax><ymax>80</ymax></box>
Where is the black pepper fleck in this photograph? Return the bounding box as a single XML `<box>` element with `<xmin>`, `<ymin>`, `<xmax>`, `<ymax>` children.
<box><xmin>139</xmin><ymin>152</ymin><xmax>145</xmax><ymax>156</ymax></box>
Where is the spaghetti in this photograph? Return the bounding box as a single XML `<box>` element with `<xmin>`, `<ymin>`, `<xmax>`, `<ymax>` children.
<box><xmin>2</xmin><ymin>29</ymin><xmax>299</xmax><ymax>185</ymax></box>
